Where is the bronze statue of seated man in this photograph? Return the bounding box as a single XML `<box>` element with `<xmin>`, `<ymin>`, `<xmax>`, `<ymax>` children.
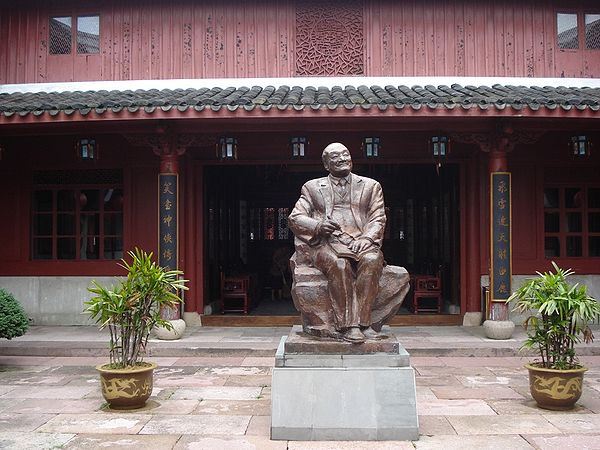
<box><xmin>288</xmin><ymin>142</ymin><xmax>409</xmax><ymax>343</ymax></box>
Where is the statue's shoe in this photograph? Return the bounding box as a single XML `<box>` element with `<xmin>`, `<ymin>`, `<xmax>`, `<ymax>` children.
<box><xmin>362</xmin><ymin>326</ymin><xmax>384</xmax><ymax>340</ymax></box>
<box><xmin>343</xmin><ymin>327</ymin><xmax>366</xmax><ymax>343</ymax></box>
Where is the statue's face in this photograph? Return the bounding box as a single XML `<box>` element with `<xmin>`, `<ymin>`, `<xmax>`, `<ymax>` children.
<box><xmin>324</xmin><ymin>146</ymin><xmax>353</xmax><ymax>177</ymax></box>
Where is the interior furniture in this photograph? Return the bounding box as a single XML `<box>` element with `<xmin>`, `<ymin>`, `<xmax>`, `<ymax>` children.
<box><xmin>412</xmin><ymin>275</ymin><xmax>442</xmax><ymax>314</ymax></box>
<box><xmin>220</xmin><ymin>273</ymin><xmax>250</xmax><ymax>314</ymax></box>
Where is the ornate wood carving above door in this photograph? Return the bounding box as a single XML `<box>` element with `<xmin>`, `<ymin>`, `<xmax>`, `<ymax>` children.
<box><xmin>295</xmin><ymin>0</ymin><xmax>364</xmax><ymax>76</ymax></box>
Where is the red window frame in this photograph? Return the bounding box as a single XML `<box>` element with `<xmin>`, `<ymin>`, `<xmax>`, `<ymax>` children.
<box><xmin>544</xmin><ymin>184</ymin><xmax>600</xmax><ymax>259</ymax></box>
<box><xmin>556</xmin><ymin>10</ymin><xmax>600</xmax><ymax>51</ymax></box>
<box><xmin>48</xmin><ymin>14</ymin><xmax>100</xmax><ymax>55</ymax></box>
<box><xmin>32</xmin><ymin>185</ymin><xmax>123</xmax><ymax>261</ymax></box>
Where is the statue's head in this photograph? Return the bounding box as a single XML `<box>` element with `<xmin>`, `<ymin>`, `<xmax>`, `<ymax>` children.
<box><xmin>322</xmin><ymin>142</ymin><xmax>352</xmax><ymax>177</ymax></box>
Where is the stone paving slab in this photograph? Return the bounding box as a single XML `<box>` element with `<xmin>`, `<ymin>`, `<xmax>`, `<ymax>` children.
<box><xmin>225</xmin><ymin>374</ymin><xmax>272</xmax><ymax>387</ymax></box>
<box><xmin>38</xmin><ymin>413</ymin><xmax>151</xmax><ymax>434</ymax></box>
<box><xmin>154</xmin><ymin>374</ymin><xmax>227</xmax><ymax>388</ymax></box>
<box><xmin>417</xmin><ymin>415</ymin><xmax>456</xmax><ymax>435</ymax></box>
<box><xmin>174</xmin><ymin>435</ymin><xmax>288</xmax><ymax>450</ymax></box>
<box><xmin>0</xmin><ymin>431</ymin><xmax>75</xmax><ymax>450</ymax></box>
<box><xmin>171</xmin><ymin>386</ymin><xmax>262</xmax><ymax>400</ymax></box>
<box><xmin>431</xmin><ymin>386</ymin><xmax>524</xmax><ymax>400</ymax></box>
<box><xmin>171</xmin><ymin>356</ymin><xmax>245</xmax><ymax>366</ymax></box>
<box><xmin>415</xmin><ymin>435</ymin><xmax>534</xmax><ymax>449</ymax></box>
<box><xmin>417</xmin><ymin>399</ymin><xmax>497</xmax><ymax>416</ymax></box>
<box><xmin>108</xmin><ymin>399</ymin><xmax>200</xmax><ymax>415</ymax></box>
<box><xmin>415</xmin><ymin>374</ymin><xmax>463</xmax><ymax>387</ymax></box>
<box><xmin>447</xmin><ymin>414</ymin><xmax>561</xmax><ymax>435</ymax></box>
<box><xmin>524</xmin><ymin>434</ymin><xmax>600</xmax><ymax>450</ymax></box>
<box><xmin>139</xmin><ymin>414</ymin><xmax>251</xmax><ymax>435</ymax></box>
<box><xmin>488</xmin><ymin>399</ymin><xmax>592</xmax><ymax>415</ymax></box>
<box><xmin>0</xmin><ymin>413</ymin><xmax>56</xmax><ymax>432</ymax></box>
<box><xmin>63</xmin><ymin>434</ymin><xmax>180</xmax><ymax>449</ymax></box>
<box><xmin>455</xmin><ymin>374</ymin><xmax>521</xmax><ymax>387</ymax></box>
<box><xmin>579</xmin><ymin>397</ymin><xmax>600</xmax><ymax>413</ymax></box>
<box><xmin>0</xmin><ymin>399</ymin><xmax>22</xmax><ymax>413</ymax></box>
<box><xmin>415</xmin><ymin>366</ymin><xmax>496</xmax><ymax>377</ymax></box>
<box><xmin>10</xmin><ymin>398</ymin><xmax>101</xmax><ymax>414</ymax></box>
<box><xmin>1</xmin><ymin>385</ymin><xmax>97</xmax><ymax>399</ymax></box>
<box><xmin>543</xmin><ymin>413</ymin><xmax>600</xmax><ymax>433</ymax></box>
<box><xmin>0</xmin><ymin>386</ymin><xmax>15</xmax><ymax>396</ymax></box>
<box><xmin>246</xmin><ymin>414</ymin><xmax>270</xmax><ymax>436</ymax></box>
<box><xmin>200</xmin><ymin>366</ymin><xmax>272</xmax><ymax>376</ymax></box>
<box><xmin>0</xmin><ymin>372</ymin><xmax>72</xmax><ymax>386</ymax></box>
<box><xmin>194</xmin><ymin>399</ymin><xmax>272</xmax><ymax>416</ymax></box>
<box><xmin>287</xmin><ymin>441</ymin><xmax>415</xmax><ymax>449</ymax></box>
<box><xmin>242</xmin><ymin>356</ymin><xmax>276</xmax><ymax>367</ymax></box>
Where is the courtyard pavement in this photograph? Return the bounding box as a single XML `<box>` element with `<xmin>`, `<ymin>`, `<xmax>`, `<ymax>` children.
<box><xmin>1</xmin><ymin>325</ymin><xmax>600</xmax><ymax>449</ymax></box>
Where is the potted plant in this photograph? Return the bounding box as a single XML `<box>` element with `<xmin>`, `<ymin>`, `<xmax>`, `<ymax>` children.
<box><xmin>84</xmin><ymin>248</ymin><xmax>187</xmax><ymax>409</ymax></box>
<box><xmin>507</xmin><ymin>262</ymin><xmax>600</xmax><ymax>410</ymax></box>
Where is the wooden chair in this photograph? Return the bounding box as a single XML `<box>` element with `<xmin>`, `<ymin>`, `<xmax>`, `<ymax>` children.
<box><xmin>220</xmin><ymin>273</ymin><xmax>250</xmax><ymax>314</ymax></box>
<box><xmin>413</xmin><ymin>275</ymin><xmax>442</xmax><ymax>314</ymax></box>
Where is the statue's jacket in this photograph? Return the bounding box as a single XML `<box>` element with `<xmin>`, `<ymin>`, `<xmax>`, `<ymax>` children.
<box><xmin>288</xmin><ymin>173</ymin><xmax>386</xmax><ymax>251</ymax></box>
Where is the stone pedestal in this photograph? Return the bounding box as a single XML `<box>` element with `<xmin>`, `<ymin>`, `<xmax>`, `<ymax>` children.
<box><xmin>271</xmin><ymin>326</ymin><xmax>419</xmax><ymax>441</ymax></box>
<box><xmin>483</xmin><ymin>319</ymin><xmax>515</xmax><ymax>340</ymax></box>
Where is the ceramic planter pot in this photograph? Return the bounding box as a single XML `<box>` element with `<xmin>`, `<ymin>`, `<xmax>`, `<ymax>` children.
<box><xmin>96</xmin><ymin>362</ymin><xmax>157</xmax><ymax>409</ymax></box>
<box><xmin>526</xmin><ymin>363</ymin><xmax>587</xmax><ymax>410</ymax></box>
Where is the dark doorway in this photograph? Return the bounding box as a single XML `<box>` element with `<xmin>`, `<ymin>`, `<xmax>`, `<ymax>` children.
<box><xmin>204</xmin><ymin>163</ymin><xmax>460</xmax><ymax>316</ymax></box>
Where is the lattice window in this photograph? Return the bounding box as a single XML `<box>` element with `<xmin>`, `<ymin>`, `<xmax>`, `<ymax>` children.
<box><xmin>557</xmin><ymin>13</ymin><xmax>579</xmax><ymax>49</ymax></box>
<box><xmin>585</xmin><ymin>14</ymin><xmax>600</xmax><ymax>49</ymax></box>
<box><xmin>32</xmin><ymin>171</ymin><xmax>123</xmax><ymax>260</ymax></box>
<box><xmin>49</xmin><ymin>14</ymin><xmax>99</xmax><ymax>55</ymax></box>
<box><xmin>77</xmin><ymin>16</ymin><xmax>100</xmax><ymax>54</ymax></box>
<box><xmin>49</xmin><ymin>17</ymin><xmax>72</xmax><ymax>54</ymax></box>
<box><xmin>543</xmin><ymin>186</ymin><xmax>600</xmax><ymax>258</ymax></box>
<box><xmin>295</xmin><ymin>0</ymin><xmax>364</xmax><ymax>76</ymax></box>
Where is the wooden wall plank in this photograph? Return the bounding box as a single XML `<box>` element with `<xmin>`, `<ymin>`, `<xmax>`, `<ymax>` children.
<box><xmin>1</xmin><ymin>0</ymin><xmax>599</xmax><ymax>83</ymax></box>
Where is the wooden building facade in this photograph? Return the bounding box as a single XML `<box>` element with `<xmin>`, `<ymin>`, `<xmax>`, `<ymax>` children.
<box><xmin>0</xmin><ymin>0</ymin><xmax>599</xmax><ymax>326</ymax></box>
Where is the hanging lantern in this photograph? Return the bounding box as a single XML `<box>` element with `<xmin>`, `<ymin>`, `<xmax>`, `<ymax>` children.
<box><xmin>291</xmin><ymin>136</ymin><xmax>307</xmax><ymax>158</ymax></box>
<box><xmin>217</xmin><ymin>136</ymin><xmax>238</xmax><ymax>159</ymax></box>
<box><xmin>431</xmin><ymin>136</ymin><xmax>449</xmax><ymax>158</ymax></box>
<box><xmin>76</xmin><ymin>138</ymin><xmax>98</xmax><ymax>160</ymax></box>
<box><xmin>363</xmin><ymin>137</ymin><xmax>380</xmax><ymax>158</ymax></box>
<box><xmin>571</xmin><ymin>135</ymin><xmax>590</xmax><ymax>157</ymax></box>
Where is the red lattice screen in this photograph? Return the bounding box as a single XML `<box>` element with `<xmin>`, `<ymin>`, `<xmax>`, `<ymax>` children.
<box><xmin>295</xmin><ymin>0</ymin><xmax>364</xmax><ymax>76</ymax></box>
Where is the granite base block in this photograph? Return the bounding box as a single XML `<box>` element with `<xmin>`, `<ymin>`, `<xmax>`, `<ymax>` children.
<box><xmin>271</xmin><ymin>366</ymin><xmax>418</xmax><ymax>441</ymax></box>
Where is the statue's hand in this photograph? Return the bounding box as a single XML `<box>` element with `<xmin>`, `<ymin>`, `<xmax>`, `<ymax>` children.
<box><xmin>350</xmin><ymin>237</ymin><xmax>373</xmax><ymax>253</ymax></box>
<box><xmin>317</xmin><ymin>219</ymin><xmax>341</xmax><ymax>237</ymax></box>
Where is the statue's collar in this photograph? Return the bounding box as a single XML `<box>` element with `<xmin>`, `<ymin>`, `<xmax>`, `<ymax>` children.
<box><xmin>328</xmin><ymin>173</ymin><xmax>351</xmax><ymax>186</ymax></box>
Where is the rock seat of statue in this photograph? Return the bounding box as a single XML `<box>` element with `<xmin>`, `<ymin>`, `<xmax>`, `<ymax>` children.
<box><xmin>290</xmin><ymin>240</ymin><xmax>410</xmax><ymax>337</ymax></box>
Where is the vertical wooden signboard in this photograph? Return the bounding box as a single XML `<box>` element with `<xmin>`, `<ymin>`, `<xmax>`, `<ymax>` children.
<box><xmin>489</xmin><ymin>172</ymin><xmax>512</xmax><ymax>320</ymax></box>
<box><xmin>158</xmin><ymin>173</ymin><xmax>179</xmax><ymax>320</ymax></box>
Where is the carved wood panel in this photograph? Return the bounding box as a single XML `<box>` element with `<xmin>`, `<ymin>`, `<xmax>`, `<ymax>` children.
<box><xmin>295</xmin><ymin>0</ymin><xmax>364</xmax><ymax>76</ymax></box>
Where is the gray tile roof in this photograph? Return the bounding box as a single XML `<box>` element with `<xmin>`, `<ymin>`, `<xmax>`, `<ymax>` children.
<box><xmin>1</xmin><ymin>84</ymin><xmax>599</xmax><ymax>118</ymax></box>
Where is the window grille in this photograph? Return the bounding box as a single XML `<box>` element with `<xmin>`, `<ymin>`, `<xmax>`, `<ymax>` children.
<box><xmin>585</xmin><ymin>14</ymin><xmax>600</xmax><ymax>49</ymax></box>
<box><xmin>49</xmin><ymin>17</ymin><xmax>72</xmax><ymax>54</ymax></box>
<box><xmin>77</xmin><ymin>16</ymin><xmax>100</xmax><ymax>54</ymax></box>
<box><xmin>49</xmin><ymin>15</ymin><xmax>99</xmax><ymax>55</ymax></box>
<box><xmin>32</xmin><ymin>170</ymin><xmax>123</xmax><ymax>260</ymax></box>
<box><xmin>544</xmin><ymin>186</ymin><xmax>600</xmax><ymax>258</ymax></box>
<box><xmin>557</xmin><ymin>13</ymin><xmax>579</xmax><ymax>49</ymax></box>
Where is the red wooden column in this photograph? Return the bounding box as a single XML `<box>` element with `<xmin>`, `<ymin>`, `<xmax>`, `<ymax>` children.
<box><xmin>452</xmin><ymin>132</ymin><xmax>492</xmax><ymax>325</ymax></box>
<box><xmin>465</xmin><ymin>152</ymin><xmax>482</xmax><ymax>320</ymax></box>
